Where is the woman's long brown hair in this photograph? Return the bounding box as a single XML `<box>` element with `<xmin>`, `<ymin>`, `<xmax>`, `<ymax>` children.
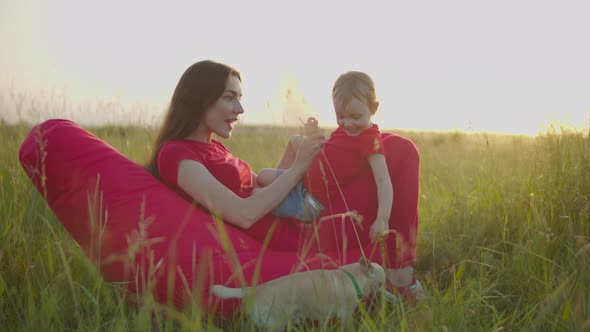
<box><xmin>144</xmin><ymin>60</ymin><xmax>241</xmax><ymax>179</ymax></box>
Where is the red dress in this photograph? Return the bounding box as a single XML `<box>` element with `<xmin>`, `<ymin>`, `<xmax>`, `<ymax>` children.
<box><xmin>304</xmin><ymin>124</ymin><xmax>384</xmax><ymax>207</ymax></box>
<box><xmin>158</xmin><ymin>139</ymin><xmax>255</xmax><ymax>202</ymax></box>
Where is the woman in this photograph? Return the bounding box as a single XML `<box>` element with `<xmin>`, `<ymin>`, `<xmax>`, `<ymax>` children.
<box><xmin>144</xmin><ymin>60</ymin><xmax>326</xmax><ymax>250</ymax></box>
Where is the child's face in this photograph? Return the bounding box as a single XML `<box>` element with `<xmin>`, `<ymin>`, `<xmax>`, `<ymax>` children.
<box><xmin>334</xmin><ymin>98</ymin><xmax>373</xmax><ymax>136</ymax></box>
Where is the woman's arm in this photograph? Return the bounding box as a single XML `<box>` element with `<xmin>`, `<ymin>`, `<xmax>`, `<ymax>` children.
<box><xmin>178</xmin><ymin>136</ymin><xmax>325</xmax><ymax>229</ymax></box>
<box><xmin>367</xmin><ymin>153</ymin><xmax>394</xmax><ymax>241</ymax></box>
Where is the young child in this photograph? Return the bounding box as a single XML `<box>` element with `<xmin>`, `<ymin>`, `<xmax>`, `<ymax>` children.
<box><xmin>257</xmin><ymin>71</ymin><xmax>424</xmax><ymax>304</ymax></box>
<box><xmin>257</xmin><ymin>71</ymin><xmax>391</xmax><ymax>242</ymax></box>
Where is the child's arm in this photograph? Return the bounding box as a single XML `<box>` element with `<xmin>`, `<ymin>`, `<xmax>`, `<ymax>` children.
<box><xmin>367</xmin><ymin>154</ymin><xmax>394</xmax><ymax>242</ymax></box>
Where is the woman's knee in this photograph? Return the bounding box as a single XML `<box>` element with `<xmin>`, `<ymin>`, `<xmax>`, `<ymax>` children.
<box><xmin>381</xmin><ymin>134</ymin><xmax>420</xmax><ymax>170</ymax></box>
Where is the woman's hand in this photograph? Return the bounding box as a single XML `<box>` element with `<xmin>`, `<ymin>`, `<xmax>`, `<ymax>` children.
<box><xmin>287</xmin><ymin>135</ymin><xmax>306</xmax><ymax>151</ymax></box>
<box><xmin>292</xmin><ymin>134</ymin><xmax>326</xmax><ymax>171</ymax></box>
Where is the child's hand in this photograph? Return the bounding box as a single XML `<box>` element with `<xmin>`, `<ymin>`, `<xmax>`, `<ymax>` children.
<box><xmin>303</xmin><ymin>117</ymin><xmax>324</xmax><ymax>138</ymax></box>
<box><xmin>369</xmin><ymin>218</ymin><xmax>389</xmax><ymax>242</ymax></box>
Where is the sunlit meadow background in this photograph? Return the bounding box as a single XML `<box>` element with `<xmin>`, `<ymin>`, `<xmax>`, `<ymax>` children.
<box><xmin>1</xmin><ymin>90</ymin><xmax>589</xmax><ymax>331</ymax></box>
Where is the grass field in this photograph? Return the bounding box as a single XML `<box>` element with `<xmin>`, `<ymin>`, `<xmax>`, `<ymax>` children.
<box><xmin>1</xmin><ymin>119</ymin><xmax>589</xmax><ymax>331</ymax></box>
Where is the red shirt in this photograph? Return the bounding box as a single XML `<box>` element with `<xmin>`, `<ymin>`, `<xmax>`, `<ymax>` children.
<box><xmin>158</xmin><ymin>139</ymin><xmax>255</xmax><ymax>203</ymax></box>
<box><xmin>304</xmin><ymin>124</ymin><xmax>384</xmax><ymax>206</ymax></box>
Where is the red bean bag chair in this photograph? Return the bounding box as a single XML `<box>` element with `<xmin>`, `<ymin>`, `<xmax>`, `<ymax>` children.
<box><xmin>17</xmin><ymin>120</ymin><xmax>368</xmax><ymax>316</ymax></box>
<box><xmin>18</xmin><ymin>119</ymin><xmax>419</xmax><ymax>316</ymax></box>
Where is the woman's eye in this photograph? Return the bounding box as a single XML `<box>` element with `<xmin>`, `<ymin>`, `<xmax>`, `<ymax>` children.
<box><xmin>224</xmin><ymin>95</ymin><xmax>242</xmax><ymax>102</ymax></box>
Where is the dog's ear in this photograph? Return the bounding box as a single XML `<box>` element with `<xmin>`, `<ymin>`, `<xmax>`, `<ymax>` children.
<box><xmin>360</xmin><ymin>257</ymin><xmax>373</xmax><ymax>275</ymax></box>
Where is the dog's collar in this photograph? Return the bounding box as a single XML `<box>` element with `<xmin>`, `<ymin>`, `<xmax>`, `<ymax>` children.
<box><xmin>340</xmin><ymin>269</ymin><xmax>363</xmax><ymax>300</ymax></box>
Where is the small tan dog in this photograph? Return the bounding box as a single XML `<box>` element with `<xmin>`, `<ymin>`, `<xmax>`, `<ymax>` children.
<box><xmin>211</xmin><ymin>257</ymin><xmax>385</xmax><ymax>331</ymax></box>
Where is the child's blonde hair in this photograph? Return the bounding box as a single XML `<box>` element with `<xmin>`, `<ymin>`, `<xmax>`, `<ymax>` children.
<box><xmin>332</xmin><ymin>71</ymin><xmax>378</xmax><ymax>113</ymax></box>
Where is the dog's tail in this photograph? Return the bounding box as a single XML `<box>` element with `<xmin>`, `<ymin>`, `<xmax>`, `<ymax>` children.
<box><xmin>211</xmin><ymin>285</ymin><xmax>244</xmax><ymax>299</ymax></box>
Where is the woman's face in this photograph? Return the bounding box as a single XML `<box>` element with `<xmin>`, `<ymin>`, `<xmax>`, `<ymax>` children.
<box><xmin>200</xmin><ymin>75</ymin><xmax>244</xmax><ymax>140</ymax></box>
<box><xmin>334</xmin><ymin>97</ymin><xmax>374</xmax><ymax>136</ymax></box>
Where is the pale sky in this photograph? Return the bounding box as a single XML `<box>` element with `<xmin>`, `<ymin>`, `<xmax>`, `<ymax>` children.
<box><xmin>1</xmin><ymin>0</ymin><xmax>589</xmax><ymax>135</ymax></box>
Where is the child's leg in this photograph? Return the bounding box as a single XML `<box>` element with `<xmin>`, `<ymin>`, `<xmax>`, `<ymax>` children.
<box><xmin>256</xmin><ymin>168</ymin><xmax>281</xmax><ymax>187</ymax></box>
